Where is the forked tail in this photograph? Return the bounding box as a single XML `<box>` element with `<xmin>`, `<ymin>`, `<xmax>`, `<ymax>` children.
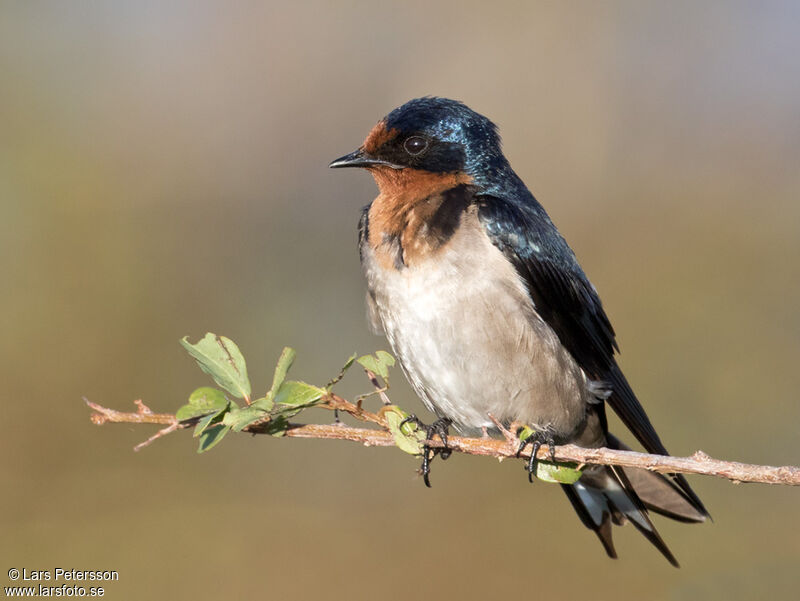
<box><xmin>561</xmin><ymin>434</ymin><xmax>708</xmax><ymax>567</ymax></box>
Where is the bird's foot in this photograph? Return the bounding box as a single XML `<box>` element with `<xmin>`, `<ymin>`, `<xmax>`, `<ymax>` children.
<box><xmin>399</xmin><ymin>415</ymin><xmax>453</xmax><ymax>488</ymax></box>
<box><xmin>516</xmin><ymin>427</ymin><xmax>557</xmax><ymax>483</ymax></box>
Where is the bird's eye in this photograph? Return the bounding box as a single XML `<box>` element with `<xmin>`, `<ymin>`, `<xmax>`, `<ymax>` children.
<box><xmin>403</xmin><ymin>136</ymin><xmax>428</xmax><ymax>156</ymax></box>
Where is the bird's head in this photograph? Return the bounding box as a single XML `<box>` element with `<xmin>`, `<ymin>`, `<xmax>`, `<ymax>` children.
<box><xmin>330</xmin><ymin>97</ymin><xmax>513</xmax><ymax>195</ymax></box>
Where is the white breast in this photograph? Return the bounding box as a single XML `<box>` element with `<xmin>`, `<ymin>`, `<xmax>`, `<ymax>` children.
<box><xmin>361</xmin><ymin>208</ymin><xmax>589</xmax><ymax>435</ymax></box>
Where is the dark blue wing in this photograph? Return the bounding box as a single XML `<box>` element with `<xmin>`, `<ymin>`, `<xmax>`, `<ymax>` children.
<box><xmin>476</xmin><ymin>193</ymin><xmax>708</xmax><ymax>515</ymax></box>
<box><xmin>476</xmin><ymin>193</ymin><xmax>666</xmax><ymax>453</ymax></box>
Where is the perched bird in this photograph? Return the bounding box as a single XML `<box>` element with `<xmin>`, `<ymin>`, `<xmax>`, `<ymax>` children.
<box><xmin>330</xmin><ymin>97</ymin><xmax>708</xmax><ymax>565</ymax></box>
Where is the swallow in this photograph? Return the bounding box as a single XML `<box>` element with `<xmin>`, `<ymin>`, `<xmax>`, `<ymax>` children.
<box><xmin>330</xmin><ymin>97</ymin><xmax>708</xmax><ymax>566</ymax></box>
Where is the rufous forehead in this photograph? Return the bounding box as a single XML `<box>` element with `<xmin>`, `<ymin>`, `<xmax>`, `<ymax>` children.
<box><xmin>363</xmin><ymin>120</ymin><xmax>399</xmax><ymax>154</ymax></box>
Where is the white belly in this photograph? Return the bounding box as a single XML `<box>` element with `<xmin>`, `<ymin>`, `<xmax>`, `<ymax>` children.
<box><xmin>362</xmin><ymin>210</ymin><xmax>589</xmax><ymax>435</ymax></box>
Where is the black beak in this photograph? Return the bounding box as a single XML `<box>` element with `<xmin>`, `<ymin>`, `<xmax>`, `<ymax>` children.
<box><xmin>329</xmin><ymin>148</ymin><xmax>403</xmax><ymax>169</ymax></box>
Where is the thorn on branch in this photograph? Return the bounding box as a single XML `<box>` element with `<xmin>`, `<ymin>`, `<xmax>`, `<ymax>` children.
<box><xmin>134</xmin><ymin>399</ymin><xmax>153</xmax><ymax>414</ymax></box>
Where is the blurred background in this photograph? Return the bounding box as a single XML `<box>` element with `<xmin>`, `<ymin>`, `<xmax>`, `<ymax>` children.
<box><xmin>2</xmin><ymin>1</ymin><xmax>799</xmax><ymax>599</ymax></box>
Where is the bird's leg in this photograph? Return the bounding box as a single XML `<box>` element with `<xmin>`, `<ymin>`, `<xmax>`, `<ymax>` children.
<box><xmin>516</xmin><ymin>427</ymin><xmax>557</xmax><ymax>483</ymax></box>
<box><xmin>399</xmin><ymin>414</ymin><xmax>453</xmax><ymax>487</ymax></box>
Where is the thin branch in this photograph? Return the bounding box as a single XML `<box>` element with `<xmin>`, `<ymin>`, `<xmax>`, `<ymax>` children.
<box><xmin>362</xmin><ymin>369</ymin><xmax>392</xmax><ymax>406</ymax></box>
<box><xmin>85</xmin><ymin>397</ymin><xmax>800</xmax><ymax>486</ymax></box>
<box><xmin>86</xmin><ymin>398</ymin><xmax>176</xmax><ymax>426</ymax></box>
<box><xmin>133</xmin><ymin>422</ymin><xmax>181</xmax><ymax>452</ymax></box>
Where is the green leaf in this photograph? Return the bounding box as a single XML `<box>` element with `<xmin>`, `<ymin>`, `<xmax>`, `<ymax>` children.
<box><xmin>180</xmin><ymin>333</ymin><xmax>251</xmax><ymax>401</ymax></box>
<box><xmin>268</xmin><ymin>404</ymin><xmax>303</xmax><ymax>421</ymax></box>
<box><xmin>266</xmin><ymin>347</ymin><xmax>296</xmax><ymax>401</ymax></box>
<box><xmin>193</xmin><ymin>412</ymin><xmax>221</xmax><ymax>437</ymax></box>
<box><xmin>268</xmin><ymin>381</ymin><xmax>326</xmax><ymax>422</ymax></box>
<box><xmin>197</xmin><ymin>424</ymin><xmax>230</xmax><ymax>453</ymax></box>
<box><xmin>517</xmin><ymin>425</ymin><xmax>535</xmax><ymax>441</ymax></box>
<box><xmin>176</xmin><ymin>387</ymin><xmax>228</xmax><ymax>421</ymax></box>
<box><xmin>274</xmin><ymin>381</ymin><xmax>325</xmax><ymax>408</ymax></box>
<box><xmin>250</xmin><ymin>396</ymin><xmax>274</xmax><ymax>412</ymax></box>
<box><xmin>223</xmin><ymin>406</ymin><xmax>269</xmax><ymax>432</ymax></box>
<box><xmin>356</xmin><ymin>351</ymin><xmax>395</xmax><ymax>380</ymax></box>
<box><xmin>517</xmin><ymin>426</ymin><xmax>582</xmax><ymax>484</ymax></box>
<box><xmin>341</xmin><ymin>353</ymin><xmax>358</xmax><ymax>372</ymax></box>
<box><xmin>326</xmin><ymin>352</ymin><xmax>358</xmax><ymax>389</ymax></box>
<box><xmin>380</xmin><ymin>405</ymin><xmax>425</xmax><ymax>455</ymax></box>
<box><xmin>375</xmin><ymin>350</ymin><xmax>395</xmax><ymax>368</ymax></box>
<box><xmin>262</xmin><ymin>415</ymin><xmax>290</xmax><ymax>437</ymax></box>
<box><xmin>533</xmin><ymin>461</ymin><xmax>583</xmax><ymax>484</ymax></box>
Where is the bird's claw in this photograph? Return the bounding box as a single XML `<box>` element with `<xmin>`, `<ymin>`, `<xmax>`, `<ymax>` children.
<box><xmin>516</xmin><ymin>428</ymin><xmax>556</xmax><ymax>483</ymax></box>
<box><xmin>400</xmin><ymin>414</ymin><xmax>453</xmax><ymax>487</ymax></box>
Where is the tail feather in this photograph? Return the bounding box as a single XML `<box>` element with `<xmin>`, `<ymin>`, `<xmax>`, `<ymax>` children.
<box><xmin>608</xmin><ymin>465</ymin><xmax>680</xmax><ymax>567</ymax></box>
<box><xmin>606</xmin><ymin>433</ymin><xmax>708</xmax><ymax>523</ymax></box>
<box><xmin>561</xmin><ymin>432</ymin><xmax>709</xmax><ymax>566</ymax></box>
<box><xmin>562</xmin><ymin>464</ymin><xmax>680</xmax><ymax>567</ymax></box>
<box><xmin>620</xmin><ymin>466</ymin><xmax>708</xmax><ymax>523</ymax></box>
<box><xmin>561</xmin><ymin>482</ymin><xmax>617</xmax><ymax>559</ymax></box>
